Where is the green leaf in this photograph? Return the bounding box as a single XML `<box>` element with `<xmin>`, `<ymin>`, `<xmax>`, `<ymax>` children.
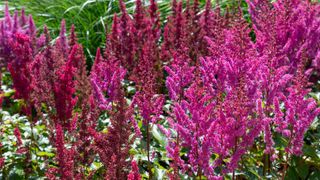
<box><xmin>152</xmin><ymin>126</ymin><xmax>166</xmax><ymax>147</ymax></box>
<box><xmin>247</xmin><ymin>168</ymin><xmax>263</xmax><ymax>179</ymax></box>
<box><xmin>285</xmin><ymin>167</ymin><xmax>299</xmax><ymax>180</ymax></box>
<box><xmin>295</xmin><ymin>161</ymin><xmax>309</xmax><ymax>179</ymax></box>
<box><xmin>303</xmin><ymin>145</ymin><xmax>319</xmax><ymax>160</ymax></box>
<box><xmin>154</xmin><ymin>167</ymin><xmax>166</xmax><ymax>180</ymax></box>
<box><xmin>36</xmin><ymin>151</ymin><xmax>55</xmax><ymax>158</ymax></box>
<box><xmin>309</xmin><ymin>171</ymin><xmax>320</xmax><ymax>180</ymax></box>
<box><xmin>3</xmin><ymin>89</ymin><xmax>15</xmax><ymax>97</ymax></box>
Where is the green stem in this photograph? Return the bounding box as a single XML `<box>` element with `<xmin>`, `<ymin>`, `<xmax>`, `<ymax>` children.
<box><xmin>146</xmin><ymin>123</ymin><xmax>152</xmax><ymax>179</ymax></box>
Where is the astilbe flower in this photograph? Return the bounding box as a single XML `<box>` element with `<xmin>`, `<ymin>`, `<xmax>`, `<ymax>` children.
<box><xmin>0</xmin><ymin>158</ymin><xmax>4</xmax><ymax>170</ymax></box>
<box><xmin>245</xmin><ymin>0</ymin><xmax>293</xmax><ymax>157</ymax></box>
<box><xmin>30</xmin><ymin>21</ymin><xmax>68</xmax><ymax>114</ymax></box>
<box><xmin>57</xmin><ymin>19</ymin><xmax>69</xmax><ymax>58</ymax></box>
<box><xmin>132</xmin><ymin>0</ymin><xmax>148</xmax><ymax>48</ymax></box>
<box><xmin>30</xmin><ymin>26</ymin><xmax>57</xmax><ymax>112</ymax></box>
<box><xmin>131</xmin><ymin>0</ymin><xmax>162</xmax><ymax>82</ymax></box>
<box><xmin>0</xmin><ymin>141</ymin><xmax>4</xmax><ymax>169</ymax></box>
<box><xmin>0</xmin><ymin>3</ymin><xmax>14</xmax><ymax>68</ymax></box>
<box><xmin>1</xmin><ymin>6</ymin><xmax>96</xmax><ymax>179</ymax></box>
<box><xmin>90</xmin><ymin>55</ymin><xmax>136</xmax><ymax>179</ymax></box>
<box><xmin>105</xmin><ymin>0</ymin><xmax>163</xmax><ymax>84</ymax></box>
<box><xmin>91</xmin><ymin>55</ymin><xmax>125</xmax><ymax>110</ymax></box>
<box><xmin>133</xmin><ymin>91</ymin><xmax>164</xmax><ymax>126</ymax></box>
<box><xmin>129</xmin><ymin>0</ymin><xmax>164</xmax><ymax>133</ymax></box>
<box><xmin>162</xmin><ymin>1</ymin><xmax>186</xmax><ymax>61</ymax></box>
<box><xmin>111</xmin><ymin>0</ymin><xmax>136</xmax><ymax>71</ymax></box>
<box><xmin>0</xmin><ymin>6</ymin><xmax>42</xmax><ymax>115</ymax></box>
<box><xmin>162</xmin><ymin>0</ymin><xmax>226</xmax><ymax>65</ymax></box>
<box><xmin>127</xmin><ymin>160</ymin><xmax>141</xmax><ymax>180</ymax></box>
<box><xmin>168</xmin><ymin>84</ymin><xmax>216</xmax><ymax>177</ymax></box>
<box><xmin>14</xmin><ymin>126</ymin><xmax>23</xmax><ymax>147</ymax></box>
<box><xmin>131</xmin><ymin>22</ymin><xmax>164</xmax><ymax>131</ymax></box>
<box><xmin>164</xmin><ymin>54</ymin><xmax>195</xmax><ymax>178</ymax></box>
<box><xmin>276</xmin><ymin>61</ymin><xmax>320</xmax><ymax>155</ymax></box>
<box><xmin>53</xmin><ymin>45</ymin><xmax>78</xmax><ymax>130</ymax></box>
<box><xmin>7</xmin><ymin>33</ymin><xmax>33</xmax><ymax>101</ymax></box>
<box><xmin>182</xmin><ymin>0</ymin><xmax>204</xmax><ymax>61</ymax></box>
<box><xmin>165</xmin><ymin>54</ymin><xmax>195</xmax><ymax>101</ymax></box>
<box><xmin>12</xmin><ymin>11</ymin><xmax>19</xmax><ymax>34</ymax></box>
<box><xmin>69</xmin><ymin>43</ymin><xmax>91</xmax><ymax>105</ymax></box>
<box><xmin>4</xmin><ymin>3</ymin><xmax>12</xmax><ymax>31</ymax></box>
<box><xmin>199</xmin><ymin>1</ymin><xmax>228</xmax><ymax>59</ymax></box>
<box><xmin>46</xmin><ymin>124</ymin><xmax>75</xmax><ymax>179</ymax></box>
<box><xmin>104</xmin><ymin>4</ymin><xmax>164</xmax><ymax>161</ymax></box>
<box><xmin>247</xmin><ymin>0</ymin><xmax>320</xmax><ymax>157</ymax></box>
<box><xmin>69</xmin><ymin>24</ymin><xmax>77</xmax><ymax>49</ymax></box>
<box><xmin>67</xmin><ymin>29</ymin><xmax>98</xmax><ymax>178</ymax></box>
<box><xmin>31</xmin><ymin>23</ymin><xmax>96</xmax><ymax>178</ymax></box>
<box><xmin>165</xmin><ymin>11</ymin><xmax>264</xmax><ymax>177</ymax></box>
<box><xmin>66</xmin><ymin>29</ymin><xmax>98</xmax><ymax>178</ymax></box>
<box><xmin>163</xmin><ymin>2</ymin><xmax>226</xmax><ymax>177</ymax></box>
<box><xmin>46</xmin><ymin>20</ymin><xmax>71</xmax><ymax>71</ymax></box>
<box><xmin>0</xmin><ymin>21</ymin><xmax>11</xmax><ymax>68</ymax></box>
<box><xmin>247</xmin><ymin>0</ymin><xmax>320</xmax><ymax>75</ymax></box>
<box><xmin>164</xmin><ymin>19</ymin><xmax>197</xmax><ymax>176</ymax></box>
<box><xmin>205</xmin><ymin>18</ymin><xmax>261</xmax><ymax>175</ymax></box>
<box><xmin>0</xmin><ymin>4</ymin><xmax>37</xmax><ymax>95</ymax></box>
<box><xmin>30</xmin><ymin>21</ymin><xmax>78</xmax><ymax>126</ymax></box>
<box><xmin>104</xmin><ymin>14</ymin><xmax>120</xmax><ymax>60</ymax></box>
<box><xmin>0</xmin><ymin>73</ymin><xmax>2</xmax><ymax>107</ymax></box>
<box><xmin>72</xmin><ymin>95</ymin><xmax>99</xmax><ymax>178</ymax></box>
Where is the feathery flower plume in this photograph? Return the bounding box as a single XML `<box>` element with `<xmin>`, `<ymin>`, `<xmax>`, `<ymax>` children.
<box><xmin>4</xmin><ymin>3</ymin><xmax>12</xmax><ymax>31</ymax></box>
<box><xmin>53</xmin><ymin>47</ymin><xmax>77</xmax><ymax>130</ymax></box>
<box><xmin>14</xmin><ymin>126</ymin><xmax>23</xmax><ymax>147</ymax></box>
<box><xmin>57</xmin><ymin>19</ymin><xmax>69</xmax><ymax>59</ymax></box>
<box><xmin>128</xmin><ymin>160</ymin><xmax>141</xmax><ymax>180</ymax></box>
<box><xmin>7</xmin><ymin>33</ymin><xmax>33</xmax><ymax>102</ymax></box>
<box><xmin>52</xmin><ymin>123</ymin><xmax>75</xmax><ymax>179</ymax></box>
<box><xmin>90</xmin><ymin>55</ymin><xmax>136</xmax><ymax>178</ymax></box>
<box><xmin>69</xmin><ymin>24</ymin><xmax>77</xmax><ymax>49</ymax></box>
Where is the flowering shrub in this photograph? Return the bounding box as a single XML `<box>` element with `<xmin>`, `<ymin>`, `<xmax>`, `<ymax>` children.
<box><xmin>0</xmin><ymin>0</ymin><xmax>320</xmax><ymax>179</ymax></box>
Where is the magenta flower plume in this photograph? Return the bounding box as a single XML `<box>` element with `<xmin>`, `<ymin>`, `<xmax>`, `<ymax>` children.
<box><xmin>30</xmin><ymin>26</ymin><xmax>63</xmax><ymax>112</ymax></box>
<box><xmin>53</xmin><ymin>46</ymin><xmax>77</xmax><ymax>130</ymax></box>
<box><xmin>53</xmin><ymin>124</ymin><xmax>75</xmax><ymax>179</ymax></box>
<box><xmin>118</xmin><ymin>0</ymin><xmax>135</xmax><ymax>70</ymax></box>
<box><xmin>69</xmin><ymin>24</ymin><xmax>77</xmax><ymax>48</ymax></box>
<box><xmin>128</xmin><ymin>160</ymin><xmax>141</xmax><ymax>180</ymax></box>
<box><xmin>7</xmin><ymin>33</ymin><xmax>33</xmax><ymax>101</ymax></box>
<box><xmin>133</xmin><ymin>92</ymin><xmax>164</xmax><ymax>125</ymax></box>
<box><xmin>90</xmin><ymin>58</ymin><xmax>126</xmax><ymax>111</ymax></box>
<box><xmin>57</xmin><ymin>19</ymin><xmax>69</xmax><ymax>58</ymax></box>
<box><xmin>90</xmin><ymin>58</ymin><xmax>135</xmax><ymax>178</ymax></box>
<box><xmin>247</xmin><ymin>0</ymin><xmax>320</xmax><ymax>75</ymax></box>
<box><xmin>69</xmin><ymin>44</ymin><xmax>91</xmax><ymax>104</ymax></box>
<box><xmin>4</xmin><ymin>3</ymin><xmax>12</xmax><ymax>31</ymax></box>
<box><xmin>91</xmin><ymin>47</ymin><xmax>102</xmax><ymax>74</ymax></box>
<box><xmin>0</xmin><ymin>157</ymin><xmax>4</xmax><ymax>170</ymax></box>
<box><xmin>279</xmin><ymin>65</ymin><xmax>320</xmax><ymax>155</ymax></box>
<box><xmin>20</xmin><ymin>8</ymin><xmax>27</xmax><ymax>26</ymax></box>
<box><xmin>14</xmin><ymin>126</ymin><xmax>23</xmax><ymax>147</ymax></box>
<box><xmin>27</xmin><ymin>15</ymin><xmax>36</xmax><ymax>40</ymax></box>
<box><xmin>12</xmin><ymin>11</ymin><xmax>19</xmax><ymax>34</ymax></box>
